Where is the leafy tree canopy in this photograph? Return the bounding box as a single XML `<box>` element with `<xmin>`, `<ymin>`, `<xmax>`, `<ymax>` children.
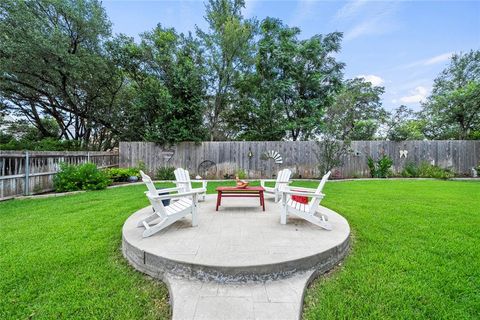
<box><xmin>197</xmin><ymin>0</ymin><xmax>256</xmax><ymax>141</ymax></box>
<box><xmin>0</xmin><ymin>0</ymin><xmax>122</xmax><ymax>150</ymax></box>
<box><xmin>421</xmin><ymin>50</ymin><xmax>480</xmax><ymax>140</ymax></box>
<box><xmin>321</xmin><ymin>78</ymin><xmax>386</xmax><ymax>141</ymax></box>
<box><xmin>387</xmin><ymin>105</ymin><xmax>426</xmax><ymax>141</ymax></box>
<box><xmin>109</xmin><ymin>25</ymin><xmax>207</xmax><ymax>145</ymax></box>
<box><xmin>232</xmin><ymin>17</ymin><xmax>344</xmax><ymax>141</ymax></box>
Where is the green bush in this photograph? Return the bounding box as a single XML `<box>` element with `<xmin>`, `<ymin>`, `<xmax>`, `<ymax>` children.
<box><xmin>417</xmin><ymin>163</ymin><xmax>455</xmax><ymax>179</ymax></box>
<box><xmin>156</xmin><ymin>166</ymin><xmax>176</xmax><ymax>180</ymax></box>
<box><xmin>54</xmin><ymin>163</ymin><xmax>111</xmax><ymax>192</ymax></box>
<box><xmin>236</xmin><ymin>169</ymin><xmax>247</xmax><ymax>179</ymax></box>
<box><xmin>401</xmin><ymin>161</ymin><xmax>419</xmax><ymax>178</ymax></box>
<box><xmin>104</xmin><ymin>167</ymin><xmax>140</xmax><ymax>182</ymax></box>
<box><xmin>401</xmin><ymin>162</ymin><xmax>455</xmax><ymax>179</ymax></box>
<box><xmin>367</xmin><ymin>155</ymin><xmax>393</xmax><ymax>178</ymax></box>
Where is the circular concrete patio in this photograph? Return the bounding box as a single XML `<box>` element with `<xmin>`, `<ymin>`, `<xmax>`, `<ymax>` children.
<box><xmin>122</xmin><ymin>194</ymin><xmax>350</xmax><ymax>282</ymax></box>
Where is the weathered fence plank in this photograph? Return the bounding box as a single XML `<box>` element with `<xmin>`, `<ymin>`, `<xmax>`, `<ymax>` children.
<box><xmin>0</xmin><ymin>151</ymin><xmax>118</xmax><ymax>200</ymax></box>
<box><xmin>119</xmin><ymin>140</ymin><xmax>480</xmax><ymax>179</ymax></box>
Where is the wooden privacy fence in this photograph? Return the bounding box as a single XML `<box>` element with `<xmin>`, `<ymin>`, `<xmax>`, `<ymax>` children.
<box><xmin>120</xmin><ymin>140</ymin><xmax>480</xmax><ymax>179</ymax></box>
<box><xmin>0</xmin><ymin>151</ymin><xmax>118</xmax><ymax>200</ymax></box>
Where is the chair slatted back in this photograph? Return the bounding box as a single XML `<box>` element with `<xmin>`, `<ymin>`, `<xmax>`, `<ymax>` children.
<box><xmin>140</xmin><ymin>170</ymin><xmax>158</xmax><ymax>196</ymax></box>
<box><xmin>308</xmin><ymin>171</ymin><xmax>331</xmax><ymax>214</ymax></box>
<box><xmin>140</xmin><ymin>170</ymin><xmax>167</xmax><ymax>218</ymax></box>
<box><xmin>275</xmin><ymin>169</ymin><xmax>292</xmax><ymax>190</ymax></box>
<box><xmin>174</xmin><ymin>168</ymin><xmax>192</xmax><ymax>192</ymax></box>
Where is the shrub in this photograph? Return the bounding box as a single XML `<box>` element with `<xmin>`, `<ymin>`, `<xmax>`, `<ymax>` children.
<box><xmin>401</xmin><ymin>162</ymin><xmax>455</xmax><ymax>179</ymax></box>
<box><xmin>53</xmin><ymin>163</ymin><xmax>79</xmax><ymax>192</ymax></box>
<box><xmin>401</xmin><ymin>161</ymin><xmax>419</xmax><ymax>178</ymax></box>
<box><xmin>417</xmin><ymin>163</ymin><xmax>455</xmax><ymax>179</ymax></box>
<box><xmin>105</xmin><ymin>167</ymin><xmax>140</xmax><ymax>182</ymax></box>
<box><xmin>367</xmin><ymin>155</ymin><xmax>393</xmax><ymax>178</ymax></box>
<box><xmin>236</xmin><ymin>169</ymin><xmax>247</xmax><ymax>179</ymax></box>
<box><xmin>156</xmin><ymin>166</ymin><xmax>176</xmax><ymax>180</ymax></box>
<box><xmin>54</xmin><ymin>163</ymin><xmax>110</xmax><ymax>192</ymax></box>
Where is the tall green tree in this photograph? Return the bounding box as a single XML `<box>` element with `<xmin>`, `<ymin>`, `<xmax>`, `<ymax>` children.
<box><xmin>232</xmin><ymin>18</ymin><xmax>344</xmax><ymax>141</ymax></box>
<box><xmin>321</xmin><ymin>78</ymin><xmax>386</xmax><ymax>140</ymax></box>
<box><xmin>386</xmin><ymin>105</ymin><xmax>426</xmax><ymax>141</ymax></box>
<box><xmin>109</xmin><ymin>26</ymin><xmax>207</xmax><ymax>145</ymax></box>
<box><xmin>0</xmin><ymin>0</ymin><xmax>124</xmax><ymax>149</ymax></box>
<box><xmin>421</xmin><ymin>50</ymin><xmax>480</xmax><ymax>140</ymax></box>
<box><xmin>197</xmin><ymin>0</ymin><xmax>256</xmax><ymax>140</ymax></box>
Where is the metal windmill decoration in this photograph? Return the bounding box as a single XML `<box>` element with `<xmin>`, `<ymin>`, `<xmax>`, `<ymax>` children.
<box><xmin>262</xmin><ymin>150</ymin><xmax>283</xmax><ymax>164</ymax></box>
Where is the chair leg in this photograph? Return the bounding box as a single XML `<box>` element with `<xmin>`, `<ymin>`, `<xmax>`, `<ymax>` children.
<box><xmin>192</xmin><ymin>194</ymin><xmax>198</xmax><ymax>227</ymax></box>
<box><xmin>281</xmin><ymin>206</ymin><xmax>287</xmax><ymax>224</ymax></box>
<box><xmin>137</xmin><ymin>212</ymin><xmax>159</xmax><ymax>227</ymax></box>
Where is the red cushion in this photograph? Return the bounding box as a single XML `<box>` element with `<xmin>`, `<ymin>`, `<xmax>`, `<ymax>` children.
<box><xmin>291</xmin><ymin>194</ymin><xmax>308</xmax><ymax>204</ymax></box>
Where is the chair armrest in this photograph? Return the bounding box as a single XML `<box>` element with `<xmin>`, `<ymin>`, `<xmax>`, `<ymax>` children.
<box><xmin>144</xmin><ymin>186</ymin><xmax>183</xmax><ymax>194</ymax></box>
<box><xmin>260</xmin><ymin>179</ymin><xmax>276</xmax><ymax>187</ymax></box>
<box><xmin>191</xmin><ymin>187</ymin><xmax>207</xmax><ymax>194</ymax></box>
<box><xmin>283</xmin><ymin>186</ymin><xmax>317</xmax><ymax>193</ymax></box>
<box><xmin>282</xmin><ymin>190</ymin><xmax>324</xmax><ymax>198</ymax></box>
<box><xmin>151</xmin><ymin>189</ymin><xmax>205</xmax><ymax>200</ymax></box>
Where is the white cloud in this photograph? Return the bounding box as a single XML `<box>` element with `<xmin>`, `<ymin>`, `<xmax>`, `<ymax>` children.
<box><xmin>402</xmin><ymin>52</ymin><xmax>454</xmax><ymax>69</ymax></box>
<box><xmin>356</xmin><ymin>74</ymin><xmax>385</xmax><ymax>86</ymax></box>
<box><xmin>399</xmin><ymin>86</ymin><xmax>429</xmax><ymax>104</ymax></box>
<box><xmin>289</xmin><ymin>0</ymin><xmax>317</xmax><ymax>27</ymax></box>
<box><xmin>335</xmin><ymin>0</ymin><xmax>368</xmax><ymax>20</ymax></box>
<box><xmin>344</xmin><ymin>19</ymin><xmax>376</xmax><ymax>40</ymax></box>
<box><xmin>343</xmin><ymin>2</ymin><xmax>399</xmax><ymax>41</ymax></box>
<box><xmin>424</xmin><ymin>52</ymin><xmax>453</xmax><ymax>65</ymax></box>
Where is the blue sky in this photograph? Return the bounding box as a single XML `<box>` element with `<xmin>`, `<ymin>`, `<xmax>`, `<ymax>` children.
<box><xmin>103</xmin><ymin>0</ymin><xmax>480</xmax><ymax>111</ymax></box>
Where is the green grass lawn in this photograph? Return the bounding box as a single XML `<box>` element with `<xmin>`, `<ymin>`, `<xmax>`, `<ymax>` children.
<box><xmin>1</xmin><ymin>180</ymin><xmax>479</xmax><ymax>319</ymax></box>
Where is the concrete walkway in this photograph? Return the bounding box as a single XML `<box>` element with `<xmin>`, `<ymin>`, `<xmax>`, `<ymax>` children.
<box><xmin>167</xmin><ymin>270</ymin><xmax>314</xmax><ymax>320</ymax></box>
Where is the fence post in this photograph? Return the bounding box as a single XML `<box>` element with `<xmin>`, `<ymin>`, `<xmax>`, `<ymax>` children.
<box><xmin>87</xmin><ymin>151</ymin><xmax>90</xmax><ymax>163</ymax></box>
<box><xmin>24</xmin><ymin>151</ymin><xmax>30</xmax><ymax>196</ymax></box>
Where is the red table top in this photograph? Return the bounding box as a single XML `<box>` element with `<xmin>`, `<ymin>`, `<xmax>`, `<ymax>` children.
<box><xmin>216</xmin><ymin>186</ymin><xmax>265</xmax><ymax>192</ymax></box>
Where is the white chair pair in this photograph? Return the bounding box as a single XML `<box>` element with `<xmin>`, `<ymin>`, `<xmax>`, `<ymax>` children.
<box><xmin>138</xmin><ymin>170</ymin><xmax>206</xmax><ymax>238</ymax></box>
<box><xmin>281</xmin><ymin>171</ymin><xmax>332</xmax><ymax>230</ymax></box>
<box><xmin>260</xmin><ymin>169</ymin><xmax>292</xmax><ymax>202</ymax></box>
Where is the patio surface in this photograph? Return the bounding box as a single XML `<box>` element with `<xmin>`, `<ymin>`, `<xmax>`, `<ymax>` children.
<box><xmin>122</xmin><ymin>194</ymin><xmax>350</xmax><ymax>319</ymax></box>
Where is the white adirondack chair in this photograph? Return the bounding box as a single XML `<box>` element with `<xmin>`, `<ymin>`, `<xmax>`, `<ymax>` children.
<box><xmin>280</xmin><ymin>171</ymin><xmax>332</xmax><ymax>230</ymax></box>
<box><xmin>174</xmin><ymin>168</ymin><xmax>207</xmax><ymax>201</ymax></box>
<box><xmin>138</xmin><ymin>170</ymin><xmax>202</xmax><ymax>238</ymax></box>
<box><xmin>260</xmin><ymin>169</ymin><xmax>292</xmax><ymax>202</ymax></box>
